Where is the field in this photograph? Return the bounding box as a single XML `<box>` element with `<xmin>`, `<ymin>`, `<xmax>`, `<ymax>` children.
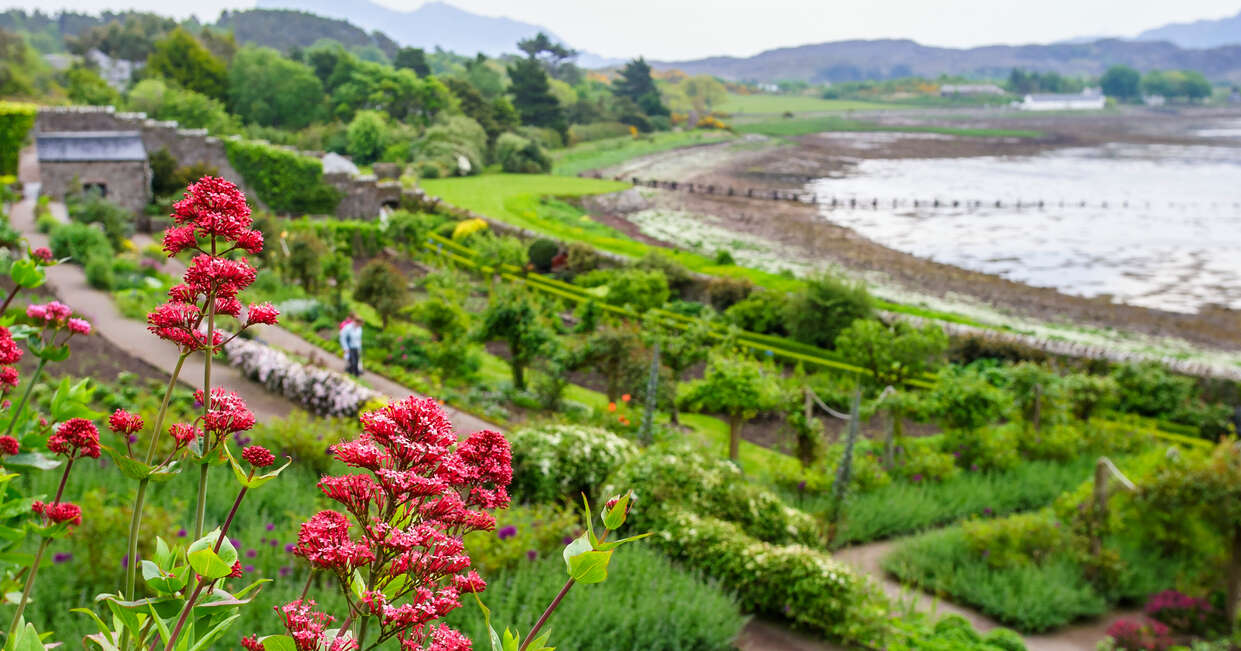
<box><xmin>420</xmin><ymin>174</ymin><xmax>630</xmax><ymax>221</ymax></box>
<box><xmin>552</xmin><ymin>130</ymin><xmax>734</xmax><ymax>176</ymax></box>
<box><xmin>718</xmin><ymin>93</ymin><xmax>894</xmax><ymax>114</ymax></box>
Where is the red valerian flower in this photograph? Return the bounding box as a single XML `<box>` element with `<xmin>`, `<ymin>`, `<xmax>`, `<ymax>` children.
<box><xmin>197</xmin><ymin>388</ymin><xmax>256</xmax><ymax>439</ymax></box>
<box><xmin>452</xmin><ymin>570</ymin><xmax>486</xmax><ymax>594</ymax></box>
<box><xmin>241</xmin><ymin>445</ymin><xmax>276</xmax><ymax>468</ymax></box>
<box><xmin>241</xmin><ymin>636</ymin><xmax>263</xmax><ymax>651</ymax></box>
<box><xmin>47</xmin><ymin>418</ymin><xmax>101</xmax><ymax>459</ymax></box>
<box><xmin>146</xmin><ymin>301</ymin><xmax>205</xmax><ymax>351</ymax></box>
<box><xmin>183</xmin><ymin>255</ymin><xmax>257</xmax><ymax>299</ymax></box>
<box><xmin>234</xmin><ymin>229</ymin><xmax>264</xmax><ymax>255</ymax></box>
<box><xmin>108</xmin><ymin>409</ymin><xmax>144</xmax><ymax>435</ymax></box>
<box><xmin>171</xmin><ymin>176</ymin><xmax>253</xmax><ymax>244</ymax></box>
<box><xmin>45</xmin><ymin>501</ymin><xmax>82</xmax><ymax>526</ymax></box>
<box><xmin>245</xmin><ymin>303</ymin><xmax>280</xmax><ymax>327</ymax></box>
<box><xmin>0</xmin><ymin>366</ymin><xmax>18</xmax><ymax>390</ymax></box>
<box><xmin>276</xmin><ymin>600</ymin><xmax>336</xmax><ymax>651</ymax></box>
<box><xmin>169</xmin><ymin>423</ymin><xmax>202</xmax><ymax>446</ymax></box>
<box><xmin>0</xmin><ymin>326</ymin><xmax>23</xmax><ymax>365</ymax></box>
<box><xmin>26</xmin><ymin>301</ymin><xmax>75</xmax><ymax>328</ymax></box>
<box><xmin>294</xmin><ymin>510</ymin><xmax>373</xmax><ymax>572</ymax></box>
<box><xmin>229</xmin><ymin>561</ymin><xmax>244</xmax><ymax>578</ymax></box>
<box><xmin>0</xmin><ymin>435</ymin><xmax>18</xmax><ymax>456</ymax></box>
<box><xmin>162</xmin><ymin>224</ymin><xmax>199</xmax><ymax>256</ymax></box>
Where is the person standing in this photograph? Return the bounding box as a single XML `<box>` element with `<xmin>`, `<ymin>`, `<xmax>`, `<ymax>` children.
<box><xmin>338</xmin><ymin>314</ymin><xmax>354</xmax><ymax>372</ymax></box>
<box><xmin>345</xmin><ymin>313</ymin><xmax>364</xmax><ymax>377</ymax></box>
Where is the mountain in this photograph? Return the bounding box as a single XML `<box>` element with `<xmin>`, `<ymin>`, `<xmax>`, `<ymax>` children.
<box><xmin>215</xmin><ymin>9</ymin><xmax>400</xmax><ymax>59</ymax></box>
<box><xmin>1137</xmin><ymin>10</ymin><xmax>1241</xmax><ymax>48</ymax></box>
<box><xmin>653</xmin><ymin>38</ymin><xmax>1241</xmax><ymax>83</ymax></box>
<box><xmin>253</xmin><ymin>0</ymin><xmax>618</xmax><ymax>66</ymax></box>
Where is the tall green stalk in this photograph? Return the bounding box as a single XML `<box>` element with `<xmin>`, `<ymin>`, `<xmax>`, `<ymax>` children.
<box><xmin>3</xmin><ymin>357</ymin><xmax>46</xmax><ymax>437</ymax></box>
<box><xmin>193</xmin><ymin>296</ymin><xmax>215</xmax><ymax>540</ymax></box>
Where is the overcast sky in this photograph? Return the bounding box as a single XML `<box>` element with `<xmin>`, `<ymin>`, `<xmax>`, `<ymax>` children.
<box><xmin>8</xmin><ymin>0</ymin><xmax>1241</xmax><ymax>59</ymax></box>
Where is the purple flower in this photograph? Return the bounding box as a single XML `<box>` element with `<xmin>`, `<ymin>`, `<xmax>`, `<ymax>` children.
<box><xmin>269</xmin><ymin>539</ymin><xmax>278</xmax><ymax>547</ymax></box>
<box><xmin>121</xmin><ymin>555</ymin><xmax>129</xmax><ymax>568</ymax></box>
<box><xmin>983</xmin><ymin>507</ymin><xmax>993</xmax><ymax>516</ymax></box>
<box><xmin>285</xmin><ymin>543</ymin><xmax>296</xmax><ymax>554</ymax></box>
<box><xmin>911</xmin><ymin>473</ymin><xmax>923</xmax><ymax>483</ymax></box>
<box><xmin>266</xmin><ymin>523</ymin><xmax>275</xmax><ymax>531</ymax></box>
<box><xmin>796</xmin><ymin>480</ymin><xmax>807</xmax><ymax>492</ymax></box>
<box><xmin>970</xmin><ymin>464</ymin><xmax>979</xmax><ymax>472</ymax></box>
<box><xmin>176</xmin><ymin>528</ymin><xmax>187</xmax><ymax>538</ymax></box>
<box><xmin>229</xmin><ymin>537</ymin><xmax>241</xmax><ymax>548</ymax></box>
<box><xmin>526</xmin><ymin>550</ymin><xmax>537</xmax><ymax>561</ymax></box>
<box><xmin>562</xmin><ymin>536</ymin><xmax>573</xmax><ymax>545</ymax></box>
<box><xmin>278</xmin><ymin>566</ymin><xmax>291</xmax><ymax>577</ymax></box>
<box><xmin>246</xmin><ymin>549</ymin><xmax>257</xmax><ymax>558</ymax></box>
<box><xmin>53</xmin><ymin>552</ymin><xmax>73</xmax><ymax>564</ymax></box>
<box><xmin>981</xmin><ymin>549</ymin><xmax>990</xmax><ymax>557</ymax></box>
<box><xmin>244</xmin><ymin>564</ymin><xmax>255</xmax><ymax>573</ymax></box>
<box><xmin>497</xmin><ymin>525</ymin><xmax>518</xmax><ymax>541</ymax></box>
<box><xmin>128</xmin><ymin>434</ymin><xmax>138</xmax><ymax>444</ymax></box>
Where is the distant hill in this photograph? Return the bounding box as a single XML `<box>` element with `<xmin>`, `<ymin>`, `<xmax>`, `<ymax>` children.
<box><xmin>1137</xmin><ymin>10</ymin><xmax>1241</xmax><ymax>48</ymax></box>
<box><xmin>654</xmin><ymin>38</ymin><xmax>1241</xmax><ymax>83</ymax></box>
<box><xmin>215</xmin><ymin>9</ymin><xmax>400</xmax><ymax>59</ymax></box>
<box><xmin>253</xmin><ymin>0</ymin><xmax>617</xmax><ymax>66</ymax></box>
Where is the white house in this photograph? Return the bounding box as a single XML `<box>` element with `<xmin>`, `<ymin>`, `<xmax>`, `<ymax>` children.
<box><xmin>1018</xmin><ymin>89</ymin><xmax>1106</xmax><ymax>111</ymax></box>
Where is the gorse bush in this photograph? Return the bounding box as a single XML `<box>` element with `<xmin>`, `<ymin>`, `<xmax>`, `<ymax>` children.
<box><xmin>496</xmin><ymin>132</ymin><xmax>553</xmax><ymax>174</ymax></box>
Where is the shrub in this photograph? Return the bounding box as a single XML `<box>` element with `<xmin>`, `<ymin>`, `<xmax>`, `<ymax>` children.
<box><xmin>345</xmin><ymin>109</ymin><xmax>389</xmax><ymax>165</ymax></box>
<box><xmin>283</xmin><ymin>231</ymin><xmax>328</xmax><ymax>292</ymax></box>
<box><xmin>1104</xmin><ymin>618</ymin><xmax>1173</xmax><ymax>651</ymax></box>
<box><xmin>66</xmin><ymin>191</ymin><xmax>134</xmax><ymax>249</ymax></box>
<box><xmin>929</xmin><ymin>367</ymin><xmax>1010</xmax><ymax>430</ymax></box>
<box><xmin>704</xmin><ymin>276</ymin><xmax>753</xmax><ymax>310</ymax></box>
<box><xmin>605</xmin><ymin>444</ymin><xmax>819</xmax><ymax>545</ymax></box>
<box><xmin>451</xmin><ymin>217</ymin><xmax>489</xmax><ymax>241</ymax></box>
<box><xmin>0</xmin><ymin>101</ymin><xmax>37</xmax><ymax>175</ymax></box>
<box><xmin>1143</xmin><ymin>589</ymin><xmax>1218</xmax><ymax>636</ymax></box>
<box><xmin>835</xmin><ymin>319</ymin><xmax>948</xmax><ymax>387</ymax></box>
<box><xmin>784</xmin><ymin>272</ymin><xmax>873</xmax><ymax>349</ymax></box>
<box><xmin>982</xmin><ymin>627</ymin><xmax>1028</xmax><ymax>651</ymax></box>
<box><xmin>462</xmin><ymin>503</ymin><xmax>578</xmax><ymax>574</ymax></box>
<box><xmin>893</xmin><ymin>446</ymin><xmax>960</xmax><ymax>483</ymax></box>
<box><xmin>83</xmin><ymin>255</ymin><xmax>114</xmax><ymax>289</ymax></box>
<box><xmin>943</xmin><ymin>423</ymin><xmax>1020</xmax><ymax>472</ymax></box>
<box><xmin>962</xmin><ymin>511</ymin><xmax>1066</xmax><ymax>569</ymax></box>
<box><xmin>223</xmin><ymin>139</ymin><xmax>341</xmax><ymax>214</ymax></box>
<box><xmin>496</xmin><ymin>132</ymin><xmax>553</xmax><ymax>173</ymax></box>
<box><xmin>725</xmin><ymin>291</ymin><xmax>787</xmax><ymax>335</ymax></box>
<box><xmin>527</xmin><ymin>238</ymin><xmax>559</xmax><ymax>272</ymax></box>
<box><xmin>654</xmin><ymin>508</ymin><xmax>887</xmax><ymax>646</ymax></box>
<box><xmin>564</xmin><ymin>241</ymin><xmax>601</xmax><ymax>275</ymax></box>
<box><xmin>517</xmin><ymin>125</ymin><xmax>563</xmax><ymax>150</ymax></box>
<box><xmin>248</xmin><ymin>411</ymin><xmax>354</xmax><ymax>476</ymax></box>
<box><xmin>223</xmin><ymin>335</ymin><xmax>382</xmax><ymax>416</ymax></box>
<box><xmin>471</xmin><ymin>233</ymin><xmax>527</xmax><ymax>268</ymax></box>
<box><xmin>413</xmin><ymin>115</ymin><xmax>487</xmax><ymax>177</ymax></box>
<box><xmin>713</xmin><ymin>249</ymin><xmax>735</xmax><ymax>265</ymax></box>
<box><xmin>1063</xmin><ymin>373</ymin><xmax>1119</xmax><ymax>420</ymax></box>
<box><xmin>48</xmin><ymin>221</ymin><xmax>112</xmax><ymax>263</ymax></box>
<box><xmin>507</xmin><ymin>424</ymin><xmax>638</xmax><ymax>503</ymax></box>
<box><xmin>634</xmin><ymin>250</ymin><xmax>694</xmax><ymax>297</ymax></box>
<box><xmin>604</xmin><ymin>268</ymin><xmax>669</xmax><ymax>312</ymax></box>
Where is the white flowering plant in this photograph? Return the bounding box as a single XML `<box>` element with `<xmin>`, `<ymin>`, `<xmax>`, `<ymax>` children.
<box><xmin>223</xmin><ymin>336</ymin><xmax>383</xmax><ymax>417</ymax></box>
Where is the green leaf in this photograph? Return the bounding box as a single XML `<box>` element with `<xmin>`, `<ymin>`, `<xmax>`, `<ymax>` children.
<box><xmin>104</xmin><ymin>446</ymin><xmax>153</xmax><ymax>481</ymax></box>
<box><xmin>471</xmin><ymin>592</ymin><xmax>503</xmax><ymax>651</ymax></box>
<box><xmin>9</xmin><ymin>621</ymin><xmax>46</xmax><ymax>651</ymax></box>
<box><xmin>187</xmin><ymin>547</ymin><xmax>232</xmax><ymax>581</ymax></box>
<box><xmin>148</xmin><ymin>461</ymin><xmax>182</xmax><ymax>483</ymax></box>
<box><xmin>103</xmin><ymin>595</ymin><xmax>145</xmax><ymax>638</ymax></box>
<box><xmin>154</xmin><ymin>538</ymin><xmax>172</xmax><ymax>570</ymax></box>
<box><xmin>592</xmin><ymin>532</ymin><xmax>653</xmax><ymax>553</ymax></box>
<box><xmin>186</xmin><ymin>612</ymin><xmax>240</xmax><ymax>651</ymax></box>
<box><xmin>258</xmin><ymin>636</ymin><xmax>296</xmax><ymax>651</ymax></box>
<box><xmin>71</xmin><ymin>608</ymin><xmax>120</xmax><ymax>650</ymax></box>
<box><xmin>36</xmin><ymin>344</ymin><xmax>70</xmax><ymax>363</ymax></box>
<box><xmin>3</xmin><ymin>452</ymin><xmax>61</xmax><ymax>471</ymax></box>
<box><xmin>601</xmin><ymin>491</ymin><xmax>631</xmax><ymax>530</ymax></box>
<box><xmin>349</xmin><ymin>569</ymin><xmax>366</xmax><ymax>601</ymax></box>
<box><xmin>501</xmin><ymin>628</ymin><xmax>519</xmax><ymax>651</ymax></box>
<box><xmin>561</xmin><ymin>533</ymin><xmax>591</xmax><ymax>574</ymax></box>
<box><xmin>527</xmin><ymin>631</ymin><xmax>555</xmax><ymax>651</ymax></box>
<box><xmin>567</xmin><ymin>549</ymin><xmax>612</xmax><ymax>584</ymax></box>
<box><xmin>10</xmin><ymin>259</ymin><xmax>44</xmax><ymax>289</ymax></box>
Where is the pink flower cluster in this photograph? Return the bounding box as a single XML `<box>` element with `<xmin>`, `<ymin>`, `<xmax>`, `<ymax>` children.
<box><xmin>269</xmin><ymin>397</ymin><xmax>511</xmax><ymax>650</ymax></box>
<box><xmin>146</xmin><ymin>176</ymin><xmax>278</xmax><ymax>353</ymax></box>
<box><xmin>26</xmin><ymin>301</ymin><xmax>90</xmax><ymax>335</ymax></box>
<box><xmin>32</xmin><ymin>500</ymin><xmax>82</xmax><ymax>527</ymax></box>
<box><xmin>47</xmin><ymin>417</ymin><xmax>101</xmax><ymax>459</ymax></box>
<box><xmin>1106</xmin><ymin>617</ymin><xmax>1172</xmax><ymax>651</ymax></box>
<box><xmin>0</xmin><ymin>326</ymin><xmax>21</xmax><ymax>395</ymax></box>
<box><xmin>1144</xmin><ymin>589</ymin><xmax>1214</xmax><ymax>634</ymax></box>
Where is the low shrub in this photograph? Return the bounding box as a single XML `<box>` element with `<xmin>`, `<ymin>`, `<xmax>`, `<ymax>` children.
<box><xmin>567</xmin><ymin>121</ymin><xmax>631</xmax><ymax>144</ymax></box>
<box><xmin>1103</xmin><ymin>618</ymin><xmax>1173</xmax><ymax>651</ymax></box>
<box><xmin>704</xmin><ymin>275</ymin><xmax>753</xmax><ymax>310</ymax></box>
<box><xmin>442</xmin><ymin>544</ymin><xmax>746</xmax><ymax>651</ymax></box>
<box><xmin>496</xmin><ymin>132</ymin><xmax>553</xmax><ymax>173</ymax></box>
<box><xmin>223</xmin><ymin>335</ymin><xmax>382</xmax><ymax>416</ymax></box>
<box><xmin>724</xmin><ymin>291</ymin><xmax>788</xmax><ymax>335</ymax></box>
<box><xmin>83</xmin><ymin>255</ymin><xmax>114</xmax><ymax>289</ymax></box>
<box><xmin>527</xmin><ymin>238</ymin><xmax>559</xmax><ymax>272</ymax></box>
<box><xmin>48</xmin><ymin>221</ymin><xmax>112</xmax><ymax>264</ymax></box>
<box><xmin>961</xmin><ymin>511</ymin><xmax>1066</xmax><ymax>569</ymax></box>
<box><xmin>1143</xmin><ymin>589</ymin><xmax>1219</xmax><ymax>636</ymax></box>
<box><xmin>655</xmin><ymin>508</ymin><xmax>888</xmax><ymax>645</ymax></box>
<box><xmin>943</xmin><ymin>423</ymin><xmax>1021</xmax><ymax>472</ymax></box>
<box><xmin>413</xmin><ymin>115</ymin><xmax>487</xmax><ymax>177</ymax></box>
<box><xmin>507</xmin><ymin>424</ymin><xmax>639</xmax><ymax>504</ymax></box>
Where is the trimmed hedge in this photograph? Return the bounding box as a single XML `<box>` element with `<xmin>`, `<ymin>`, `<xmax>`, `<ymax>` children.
<box><xmin>0</xmin><ymin>101</ymin><xmax>37</xmax><ymax>175</ymax></box>
<box><xmin>223</xmin><ymin>139</ymin><xmax>341</xmax><ymax>214</ymax></box>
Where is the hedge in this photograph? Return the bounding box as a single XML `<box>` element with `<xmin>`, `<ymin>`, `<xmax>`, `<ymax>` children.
<box><xmin>223</xmin><ymin>139</ymin><xmax>341</xmax><ymax>215</ymax></box>
<box><xmin>0</xmin><ymin>102</ymin><xmax>37</xmax><ymax>176</ymax></box>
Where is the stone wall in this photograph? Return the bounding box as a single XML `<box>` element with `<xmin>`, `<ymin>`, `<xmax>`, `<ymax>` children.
<box><xmin>40</xmin><ymin>159</ymin><xmax>151</xmax><ymax>216</ymax></box>
<box><xmin>34</xmin><ymin>106</ymin><xmax>422</xmax><ymax>221</ymax></box>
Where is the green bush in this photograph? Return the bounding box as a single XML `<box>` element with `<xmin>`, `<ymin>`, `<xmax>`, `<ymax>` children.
<box><xmin>414</xmin><ymin>115</ymin><xmax>487</xmax><ymax>177</ymax></box>
<box><xmin>442</xmin><ymin>544</ymin><xmax>746</xmax><ymax>651</ymax></box>
<box><xmin>517</xmin><ymin>126</ymin><xmax>564</xmax><ymax>150</ymax></box>
<box><xmin>567</xmin><ymin>121</ymin><xmax>631</xmax><ymax>144</ymax></box>
<box><xmin>929</xmin><ymin>367</ymin><xmax>1011</xmax><ymax>430</ymax></box>
<box><xmin>527</xmin><ymin>238</ymin><xmax>559</xmax><ymax>272</ymax></box>
<box><xmin>223</xmin><ymin>139</ymin><xmax>341</xmax><ymax>214</ymax></box>
<box><xmin>508</xmin><ymin>424</ymin><xmax>639</xmax><ymax>504</ymax></box>
<box><xmin>0</xmin><ymin>101</ymin><xmax>36</xmax><ymax>175</ymax></box>
<box><xmin>943</xmin><ymin>423</ymin><xmax>1020</xmax><ymax>472</ymax></box>
<box><xmin>654</xmin><ymin>508</ymin><xmax>887</xmax><ymax>646</ymax></box>
<box><xmin>564</xmin><ymin>241</ymin><xmax>601</xmax><ymax>275</ymax></box>
<box><xmin>982</xmin><ymin>627</ymin><xmax>1028</xmax><ymax>651</ymax></box>
<box><xmin>783</xmin><ymin>272</ymin><xmax>873</xmax><ymax>349</ymax></box>
<box><xmin>704</xmin><ymin>276</ymin><xmax>753</xmax><ymax>310</ymax></box>
<box><xmin>634</xmin><ymin>251</ymin><xmax>694</xmax><ymax>297</ymax></box>
<box><xmin>605</xmin><ymin>268</ymin><xmax>669</xmax><ymax>312</ymax></box>
<box><xmin>961</xmin><ymin>511</ymin><xmax>1066</xmax><ymax>569</ymax></box>
<box><xmin>66</xmin><ymin>191</ymin><xmax>134</xmax><ymax>249</ymax></box>
<box><xmin>48</xmin><ymin>221</ymin><xmax>112</xmax><ymax>264</ymax></box>
<box><xmin>496</xmin><ymin>132</ymin><xmax>553</xmax><ymax>174</ymax></box>
<box><xmin>724</xmin><ymin>291</ymin><xmax>787</xmax><ymax>335</ymax></box>
<box><xmin>84</xmin><ymin>255</ymin><xmax>114</xmax><ymax>289</ymax></box>
<box><xmin>462</xmin><ymin>503</ymin><xmax>578</xmax><ymax>574</ymax></box>
<box><xmin>605</xmin><ymin>444</ymin><xmax>819</xmax><ymax>545</ymax></box>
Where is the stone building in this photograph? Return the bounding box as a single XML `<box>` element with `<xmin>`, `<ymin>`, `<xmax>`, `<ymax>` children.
<box><xmin>36</xmin><ymin>131</ymin><xmax>151</xmax><ymax>215</ymax></box>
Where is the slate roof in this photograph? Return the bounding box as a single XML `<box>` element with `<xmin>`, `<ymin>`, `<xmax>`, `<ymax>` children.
<box><xmin>36</xmin><ymin>131</ymin><xmax>147</xmax><ymax>162</ymax></box>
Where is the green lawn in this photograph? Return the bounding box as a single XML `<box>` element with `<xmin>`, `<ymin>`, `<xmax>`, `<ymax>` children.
<box><xmin>718</xmin><ymin>93</ymin><xmax>893</xmax><ymax>114</ymax></box>
<box><xmin>552</xmin><ymin>130</ymin><xmax>735</xmax><ymax>176</ymax></box>
<box><xmin>735</xmin><ymin>115</ymin><xmax>1043</xmax><ymax>139</ymax></box>
<box><xmin>421</xmin><ymin>174</ymin><xmax>630</xmax><ymax>220</ymax></box>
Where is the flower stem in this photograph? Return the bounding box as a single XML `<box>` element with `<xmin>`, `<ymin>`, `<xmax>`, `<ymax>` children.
<box><xmin>214</xmin><ymin>487</ymin><xmax>247</xmax><ymax>553</ymax></box>
<box><xmin>299</xmin><ymin>571</ymin><xmax>314</xmax><ymax>601</ymax></box>
<box><xmin>0</xmin><ymin>285</ymin><xmax>21</xmax><ymax>315</ymax></box>
<box><xmin>519</xmin><ymin>579</ymin><xmax>574</xmax><ymax>651</ymax></box>
<box><xmin>193</xmin><ymin>290</ymin><xmax>216</xmax><ymax>541</ymax></box>
<box><xmin>52</xmin><ymin>457</ymin><xmax>73</xmax><ymax>504</ymax></box>
<box><xmin>145</xmin><ymin>353</ymin><xmax>189</xmax><ymax>464</ymax></box>
<box><xmin>4</xmin><ymin>357</ymin><xmax>46</xmax><ymax>437</ymax></box>
<box><xmin>161</xmin><ymin>580</ymin><xmax>206</xmax><ymax>651</ymax></box>
<box><xmin>192</xmin><ymin>463</ymin><xmax>209</xmax><ymax>540</ymax></box>
<box><xmin>6</xmin><ymin>537</ymin><xmax>49</xmax><ymax>641</ymax></box>
<box><xmin>122</xmin><ymin>480</ymin><xmax>148</xmax><ymax>601</ymax></box>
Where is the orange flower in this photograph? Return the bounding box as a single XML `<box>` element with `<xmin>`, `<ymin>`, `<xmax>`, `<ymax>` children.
<box><xmin>619</xmin><ymin>416</ymin><xmax>630</xmax><ymax>426</ymax></box>
<box><xmin>621</xmin><ymin>394</ymin><xmax>631</xmax><ymax>403</ymax></box>
<box><xmin>607</xmin><ymin>402</ymin><xmax>617</xmax><ymax>412</ymax></box>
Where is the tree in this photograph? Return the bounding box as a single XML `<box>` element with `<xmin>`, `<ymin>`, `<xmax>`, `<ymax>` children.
<box><xmin>412</xmin><ymin>296</ymin><xmax>469</xmax><ymax>342</ymax></box>
<box><xmin>507</xmin><ymin>56</ymin><xmax>565</xmax><ymax>135</ymax></box>
<box><xmin>576</xmin><ymin>322</ymin><xmax>643</xmax><ymax>402</ymax></box>
<box><xmin>228</xmin><ymin>46</ymin><xmax>324</xmax><ymax>129</ymax></box>
<box><xmin>63</xmin><ymin>63</ymin><xmax>117</xmax><ymax>106</ymax></box>
<box><xmin>1141</xmin><ymin>69</ymin><xmax>1213</xmax><ymax>102</ymax></box>
<box><xmin>346</xmin><ymin>110</ymin><xmax>388</xmax><ymax>166</ymax></box>
<box><xmin>1100</xmin><ymin>65</ymin><xmax>1141</xmax><ymax>102</ymax></box>
<box><xmin>783</xmin><ymin>273</ymin><xmax>873</xmax><ymax>349</ymax></box>
<box><xmin>354</xmin><ymin>259</ymin><xmax>409</xmax><ymax>328</ymax></box>
<box><xmin>475</xmin><ymin>288</ymin><xmax>555</xmax><ymax>391</ymax></box>
<box><xmin>682</xmin><ymin>75</ymin><xmax>727</xmax><ymax>113</ymax></box>
<box><xmin>284</xmin><ymin>232</ymin><xmax>328</xmax><ymax>293</ymax></box>
<box><xmin>516</xmin><ymin>31</ymin><xmax>580</xmax><ymax>83</ymax></box>
<box><xmin>146</xmin><ymin>27</ymin><xmax>228</xmax><ymax>101</ymax></box>
<box><xmin>834</xmin><ymin>319</ymin><xmax>948</xmax><ymax>388</ymax></box>
<box><xmin>680</xmin><ymin>351</ymin><xmax>779</xmax><ymax>460</ymax></box>
<box><xmin>613</xmin><ymin>57</ymin><xmax>668</xmax><ymax>116</ymax></box>
<box><xmin>126</xmin><ymin>78</ymin><xmax>238</xmax><ymax>134</ymax></box>
<box><xmin>646</xmin><ymin>315</ymin><xmax>711</xmax><ymax>425</ymax></box>
<box><xmin>393</xmin><ymin>47</ymin><xmax>431</xmax><ymax>77</ymax></box>
<box><xmin>442</xmin><ymin>76</ymin><xmax>503</xmax><ymax>145</ymax></box>
<box><xmin>495</xmin><ymin>133</ymin><xmax>552</xmax><ymax>174</ymax></box>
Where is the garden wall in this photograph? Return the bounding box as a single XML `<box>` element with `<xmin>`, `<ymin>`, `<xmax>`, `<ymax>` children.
<box><xmin>34</xmin><ymin>106</ymin><xmax>433</xmax><ymax>221</ymax></box>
